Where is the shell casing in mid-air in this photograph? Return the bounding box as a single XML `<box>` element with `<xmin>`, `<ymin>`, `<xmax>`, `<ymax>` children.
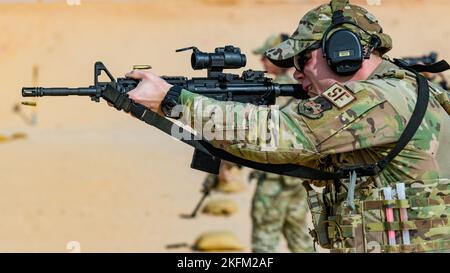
<box><xmin>21</xmin><ymin>101</ymin><xmax>37</xmax><ymax>107</ymax></box>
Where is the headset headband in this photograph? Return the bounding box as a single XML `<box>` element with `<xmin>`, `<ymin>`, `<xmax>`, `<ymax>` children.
<box><xmin>321</xmin><ymin>7</ymin><xmax>379</xmax><ymax>59</ymax></box>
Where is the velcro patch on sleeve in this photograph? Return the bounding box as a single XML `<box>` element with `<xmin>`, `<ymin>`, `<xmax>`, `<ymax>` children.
<box><xmin>322</xmin><ymin>83</ymin><xmax>356</xmax><ymax>109</ymax></box>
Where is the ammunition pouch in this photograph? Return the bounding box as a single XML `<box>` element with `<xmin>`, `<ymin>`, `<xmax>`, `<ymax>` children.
<box><xmin>304</xmin><ymin>179</ymin><xmax>450</xmax><ymax>253</ymax></box>
<box><xmin>303</xmin><ymin>181</ymin><xmax>332</xmax><ymax>248</ymax></box>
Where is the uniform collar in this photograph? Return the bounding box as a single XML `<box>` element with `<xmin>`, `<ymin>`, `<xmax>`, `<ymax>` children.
<box><xmin>368</xmin><ymin>58</ymin><xmax>399</xmax><ymax>80</ymax></box>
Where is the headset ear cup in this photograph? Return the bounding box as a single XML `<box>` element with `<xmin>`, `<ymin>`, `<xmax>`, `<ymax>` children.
<box><xmin>324</xmin><ymin>29</ymin><xmax>364</xmax><ymax>76</ymax></box>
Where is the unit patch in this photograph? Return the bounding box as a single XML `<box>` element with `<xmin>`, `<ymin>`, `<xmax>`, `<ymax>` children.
<box><xmin>322</xmin><ymin>83</ymin><xmax>356</xmax><ymax>109</ymax></box>
<box><xmin>297</xmin><ymin>96</ymin><xmax>332</xmax><ymax>119</ymax></box>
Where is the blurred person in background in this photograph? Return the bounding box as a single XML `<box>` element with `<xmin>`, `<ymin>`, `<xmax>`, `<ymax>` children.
<box><xmin>249</xmin><ymin>33</ymin><xmax>313</xmax><ymax>253</ymax></box>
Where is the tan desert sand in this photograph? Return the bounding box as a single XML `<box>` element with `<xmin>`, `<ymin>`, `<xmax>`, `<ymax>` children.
<box><xmin>0</xmin><ymin>0</ymin><xmax>448</xmax><ymax>252</ymax></box>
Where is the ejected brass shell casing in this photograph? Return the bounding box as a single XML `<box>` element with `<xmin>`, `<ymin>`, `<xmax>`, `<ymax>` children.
<box><xmin>133</xmin><ymin>65</ymin><xmax>152</xmax><ymax>70</ymax></box>
<box><xmin>21</xmin><ymin>101</ymin><xmax>37</xmax><ymax>107</ymax></box>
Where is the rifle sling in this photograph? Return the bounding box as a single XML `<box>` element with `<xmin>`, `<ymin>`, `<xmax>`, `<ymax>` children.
<box><xmin>128</xmin><ymin>103</ymin><xmax>337</xmax><ymax>179</ymax></box>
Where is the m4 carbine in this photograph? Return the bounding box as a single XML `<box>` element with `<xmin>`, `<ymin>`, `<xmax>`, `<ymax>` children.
<box><xmin>22</xmin><ymin>45</ymin><xmax>305</xmax><ymax>105</ymax></box>
<box><xmin>22</xmin><ymin>45</ymin><xmax>307</xmax><ymax>175</ymax></box>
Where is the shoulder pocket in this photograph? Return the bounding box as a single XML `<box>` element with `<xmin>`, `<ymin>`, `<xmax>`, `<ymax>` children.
<box><xmin>302</xmin><ymin>83</ymin><xmax>386</xmax><ymax>145</ymax></box>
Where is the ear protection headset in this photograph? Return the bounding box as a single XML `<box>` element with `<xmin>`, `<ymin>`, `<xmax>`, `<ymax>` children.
<box><xmin>321</xmin><ymin>7</ymin><xmax>381</xmax><ymax>76</ymax></box>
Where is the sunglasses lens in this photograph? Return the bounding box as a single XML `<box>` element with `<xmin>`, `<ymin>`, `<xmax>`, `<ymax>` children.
<box><xmin>293</xmin><ymin>43</ymin><xmax>320</xmax><ymax>72</ymax></box>
<box><xmin>294</xmin><ymin>54</ymin><xmax>307</xmax><ymax>72</ymax></box>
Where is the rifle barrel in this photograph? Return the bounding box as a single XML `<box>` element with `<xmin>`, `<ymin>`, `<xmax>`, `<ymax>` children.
<box><xmin>278</xmin><ymin>84</ymin><xmax>305</xmax><ymax>98</ymax></box>
<box><xmin>22</xmin><ymin>87</ymin><xmax>97</xmax><ymax>97</ymax></box>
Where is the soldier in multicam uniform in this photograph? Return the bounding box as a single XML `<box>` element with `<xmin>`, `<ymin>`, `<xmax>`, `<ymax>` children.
<box><xmin>126</xmin><ymin>0</ymin><xmax>450</xmax><ymax>253</ymax></box>
<box><xmin>252</xmin><ymin>33</ymin><xmax>296</xmax><ymax>104</ymax></box>
<box><xmin>250</xmin><ymin>33</ymin><xmax>313</xmax><ymax>253</ymax></box>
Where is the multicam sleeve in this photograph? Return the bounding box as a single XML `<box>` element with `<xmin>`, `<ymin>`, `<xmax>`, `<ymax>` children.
<box><xmin>177</xmin><ymin>78</ymin><xmax>418</xmax><ymax>167</ymax></box>
<box><xmin>176</xmin><ymin>75</ymin><xmax>444</xmax><ymax>182</ymax></box>
<box><xmin>178</xmin><ymin>89</ymin><xmax>320</xmax><ymax>165</ymax></box>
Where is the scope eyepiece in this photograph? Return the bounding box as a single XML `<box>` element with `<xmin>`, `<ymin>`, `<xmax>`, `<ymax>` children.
<box><xmin>191</xmin><ymin>45</ymin><xmax>247</xmax><ymax>71</ymax></box>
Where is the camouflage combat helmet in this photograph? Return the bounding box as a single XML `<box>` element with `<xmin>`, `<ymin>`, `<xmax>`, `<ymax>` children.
<box><xmin>252</xmin><ymin>33</ymin><xmax>290</xmax><ymax>55</ymax></box>
<box><xmin>265</xmin><ymin>0</ymin><xmax>392</xmax><ymax>68</ymax></box>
